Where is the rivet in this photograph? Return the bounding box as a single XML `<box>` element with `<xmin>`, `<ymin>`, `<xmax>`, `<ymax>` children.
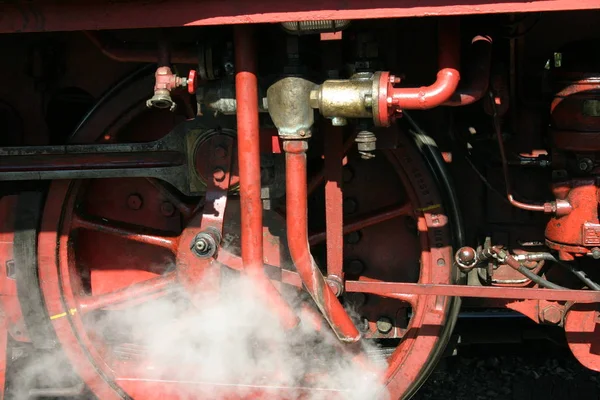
<box><xmin>127</xmin><ymin>194</ymin><xmax>143</xmax><ymax>210</ymax></box>
<box><xmin>344</xmin><ymin>198</ymin><xmax>358</xmax><ymax>215</ymax></box>
<box><xmin>346</xmin><ymin>293</ymin><xmax>367</xmax><ymax>307</ymax></box>
<box><xmin>160</xmin><ymin>202</ymin><xmax>175</xmax><ymax>217</ymax></box>
<box><xmin>342</xmin><ymin>167</ymin><xmax>354</xmax><ymax>183</ymax></box>
<box><xmin>345</xmin><ymin>231</ymin><xmax>362</xmax><ymax>245</ymax></box>
<box><xmin>376</xmin><ymin>317</ymin><xmax>393</xmax><ymax>334</ymax></box>
<box><xmin>345</xmin><ymin>259</ymin><xmax>365</xmax><ymax>275</ymax></box>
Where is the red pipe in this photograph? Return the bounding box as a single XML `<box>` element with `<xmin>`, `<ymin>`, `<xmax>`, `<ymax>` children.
<box><xmin>386</xmin><ymin>19</ymin><xmax>461</xmax><ymax>110</ymax></box>
<box><xmin>235</xmin><ymin>25</ymin><xmax>299</xmax><ymax>330</ymax></box>
<box><xmin>283</xmin><ymin>140</ymin><xmax>360</xmax><ymax>343</ymax></box>
<box><xmin>443</xmin><ymin>35</ymin><xmax>493</xmax><ymax>106</ymax></box>
<box><xmin>84</xmin><ymin>31</ymin><xmax>197</xmax><ymax>64</ymax></box>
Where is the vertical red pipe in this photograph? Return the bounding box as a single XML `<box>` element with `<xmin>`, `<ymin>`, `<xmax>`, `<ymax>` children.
<box><xmin>234</xmin><ymin>25</ymin><xmax>299</xmax><ymax>329</ymax></box>
<box><xmin>284</xmin><ymin>140</ymin><xmax>360</xmax><ymax>343</ymax></box>
<box><xmin>324</xmin><ymin>126</ymin><xmax>344</xmax><ymax>284</ymax></box>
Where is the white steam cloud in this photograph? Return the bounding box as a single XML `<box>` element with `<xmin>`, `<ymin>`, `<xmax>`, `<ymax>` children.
<box><xmin>91</xmin><ymin>271</ymin><xmax>389</xmax><ymax>399</ymax></box>
<box><xmin>9</xmin><ymin>268</ymin><xmax>389</xmax><ymax>399</ymax></box>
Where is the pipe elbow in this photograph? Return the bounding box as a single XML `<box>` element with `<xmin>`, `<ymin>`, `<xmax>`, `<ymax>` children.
<box><xmin>443</xmin><ymin>35</ymin><xmax>493</xmax><ymax>106</ymax></box>
<box><xmin>391</xmin><ymin>68</ymin><xmax>460</xmax><ymax>110</ymax></box>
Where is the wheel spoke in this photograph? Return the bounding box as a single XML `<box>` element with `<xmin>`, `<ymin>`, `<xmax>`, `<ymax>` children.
<box><xmin>308</xmin><ymin>202</ymin><xmax>412</xmax><ymax>246</ymax></box>
<box><xmin>307</xmin><ymin>132</ymin><xmax>357</xmax><ymax>196</ymax></box>
<box><xmin>72</xmin><ymin>214</ymin><xmax>178</xmax><ymax>252</ymax></box>
<box><xmin>78</xmin><ymin>273</ymin><xmax>178</xmax><ymax>313</ymax></box>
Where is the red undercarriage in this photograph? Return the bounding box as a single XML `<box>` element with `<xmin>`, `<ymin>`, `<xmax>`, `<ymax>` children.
<box><xmin>0</xmin><ymin>1</ymin><xmax>600</xmax><ymax>399</ymax></box>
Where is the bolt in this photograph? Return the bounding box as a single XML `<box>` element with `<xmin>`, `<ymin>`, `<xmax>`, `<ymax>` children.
<box><xmin>591</xmin><ymin>248</ymin><xmax>600</xmax><ymax>259</ymax></box>
<box><xmin>127</xmin><ymin>194</ymin><xmax>143</xmax><ymax>210</ymax></box>
<box><xmin>160</xmin><ymin>201</ymin><xmax>175</xmax><ymax>217</ymax></box>
<box><xmin>358</xmin><ymin>317</ymin><xmax>370</xmax><ymax>333</ymax></box>
<box><xmin>376</xmin><ymin>317</ymin><xmax>393</xmax><ymax>334</ymax></box>
<box><xmin>326</xmin><ymin>276</ymin><xmax>344</xmax><ymax>297</ymax></box>
<box><xmin>456</xmin><ymin>246</ymin><xmax>477</xmax><ymax>269</ymax></box>
<box><xmin>215</xmin><ymin>146</ymin><xmax>228</xmax><ymax>159</ymax></box>
<box><xmin>195</xmin><ymin>239</ymin><xmax>208</xmax><ymax>253</ymax></box>
<box><xmin>389</xmin><ymin>75</ymin><xmax>401</xmax><ymax>84</ymax></box>
<box><xmin>343</xmin><ymin>167</ymin><xmax>354</xmax><ymax>183</ymax></box>
<box><xmin>356</xmin><ymin>130</ymin><xmax>377</xmax><ymax>160</ymax></box>
<box><xmin>346</xmin><ymin>259</ymin><xmax>365</xmax><ymax>275</ymax></box>
<box><xmin>192</xmin><ymin>230</ymin><xmax>220</xmax><ymax>259</ymax></box>
<box><xmin>345</xmin><ymin>231</ymin><xmax>362</xmax><ymax>245</ymax></box>
<box><xmin>213</xmin><ymin>168</ymin><xmax>226</xmax><ymax>182</ymax></box>
<box><xmin>578</xmin><ymin>158</ymin><xmax>593</xmax><ymax>173</ymax></box>
<box><xmin>541</xmin><ymin>305</ymin><xmax>563</xmax><ymax>325</ymax></box>
<box><xmin>344</xmin><ymin>198</ymin><xmax>358</xmax><ymax>215</ymax></box>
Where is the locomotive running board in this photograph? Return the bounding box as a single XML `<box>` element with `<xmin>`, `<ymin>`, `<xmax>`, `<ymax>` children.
<box><xmin>346</xmin><ymin>281</ymin><xmax>600</xmax><ymax>303</ymax></box>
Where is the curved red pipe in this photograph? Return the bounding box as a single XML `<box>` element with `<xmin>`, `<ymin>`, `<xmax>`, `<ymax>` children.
<box><xmin>84</xmin><ymin>31</ymin><xmax>197</xmax><ymax>64</ymax></box>
<box><xmin>443</xmin><ymin>35</ymin><xmax>493</xmax><ymax>106</ymax></box>
<box><xmin>390</xmin><ymin>69</ymin><xmax>461</xmax><ymax>109</ymax></box>
<box><xmin>235</xmin><ymin>25</ymin><xmax>299</xmax><ymax>330</ymax></box>
<box><xmin>387</xmin><ymin>19</ymin><xmax>461</xmax><ymax>110</ymax></box>
<box><xmin>284</xmin><ymin>140</ymin><xmax>360</xmax><ymax>343</ymax></box>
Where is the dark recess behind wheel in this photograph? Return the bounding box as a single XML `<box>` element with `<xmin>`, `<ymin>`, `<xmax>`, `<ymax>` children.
<box><xmin>416</xmin><ymin>316</ymin><xmax>600</xmax><ymax>400</ymax></box>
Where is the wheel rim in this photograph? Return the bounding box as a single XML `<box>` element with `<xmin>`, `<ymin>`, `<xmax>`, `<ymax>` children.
<box><xmin>29</xmin><ymin>71</ymin><xmax>455</xmax><ymax>399</ymax></box>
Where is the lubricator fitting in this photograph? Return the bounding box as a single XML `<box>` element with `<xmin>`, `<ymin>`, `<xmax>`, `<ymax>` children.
<box><xmin>191</xmin><ymin>228</ymin><xmax>221</xmax><ymax>259</ymax></box>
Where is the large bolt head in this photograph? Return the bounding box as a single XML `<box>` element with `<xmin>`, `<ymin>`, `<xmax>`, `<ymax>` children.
<box><xmin>127</xmin><ymin>194</ymin><xmax>143</xmax><ymax>210</ymax></box>
<box><xmin>540</xmin><ymin>305</ymin><xmax>563</xmax><ymax>325</ymax></box>
<box><xmin>376</xmin><ymin>317</ymin><xmax>393</xmax><ymax>334</ymax></box>
<box><xmin>191</xmin><ymin>231</ymin><xmax>220</xmax><ymax>259</ymax></box>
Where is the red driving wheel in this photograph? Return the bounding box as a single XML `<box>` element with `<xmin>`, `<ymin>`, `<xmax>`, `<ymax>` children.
<box><xmin>22</xmin><ymin>70</ymin><xmax>457</xmax><ymax>399</ymax></box>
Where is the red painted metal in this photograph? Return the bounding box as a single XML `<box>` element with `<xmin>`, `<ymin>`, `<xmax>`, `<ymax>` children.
<box><xmin>72</xmin><ymin>214</ymin><xmax>178</xmax><ymax>251</ymax></box>
<box><xmin>346</xmin><ymin>281</ymin><xmax>600</xmax><ymax>303</ymax></box>
<box><xmin>377</xmin><ymin>19</ymin><xmax>460</xmax><ymax>123</ymax></box>
<box><xmin>307</xmin><ymin>132</ymin><xmax>356</xmax><ymax>196</ymax></box>
<box><xmin>309</xmin><ymin>203</ymin><xmax>412</xmax><ymax>246</ymax></box>
<box><xmin>0</xmin><ymin>313</ymin><xmax>6</xmax><ymax>399</ymax></box>
<box><xmin>23</xmin><ymin>127</ymin><xmax>457</xmax><ymax>399</ymax></box>
<box><xmin>283</xmin><ymin>139</ymin><xmax>360</xmax><ymax>343</ymax></box>
<box><xmin>442</xmin><ymin>35</ymin><xmax>493</xmax><ymax>106</ymax></box>
<box><xmin>84</xmin><ymin>31</ymin><xmax>197</xmax><ymax>64</ymax></box>
<box><xmin>1</xmin><ymin>1</ymin><xmax>599</xmax><ymax>33</ymax></box>
<box><xmin>78</xmin><ymin>273</ymin><xmax>178</xmax><ymax>313</ymax></box>
<box><xmin>565</xmin><ymin>304</ymin><xmax>600</xmax><ymax>372</ymax></box>
<box><xmin>546</xmin><ymin>180</ymin><xmax>599</xmax><ymax>256</ymax></box>
<box><xmin>323</xmin><ymin>126</ymin><xmax>344</xmax><ymax>282</ymax></box>
<box><xmin>176</xmin><ymin>134</ymin><xmax>231</xmax><ymax>300</ymax></box>
<box><xmin>153</xmin><ymin>66</ymin><xmax>189</xmax><ymax>93</ymax></box>
<box><xmin>40</xmin><ymin>182</ymin><xmax>124</xmax><ymax>399</ymax></box>
<box><xmin>551</xmin><ymin>76</ymin><xmax>600</xmax><ymax>152</ymax></box>
<box><xmin>235</xmin><ymin>26</ymin><xmax>299</xmax><ymax>330</ymax></box>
